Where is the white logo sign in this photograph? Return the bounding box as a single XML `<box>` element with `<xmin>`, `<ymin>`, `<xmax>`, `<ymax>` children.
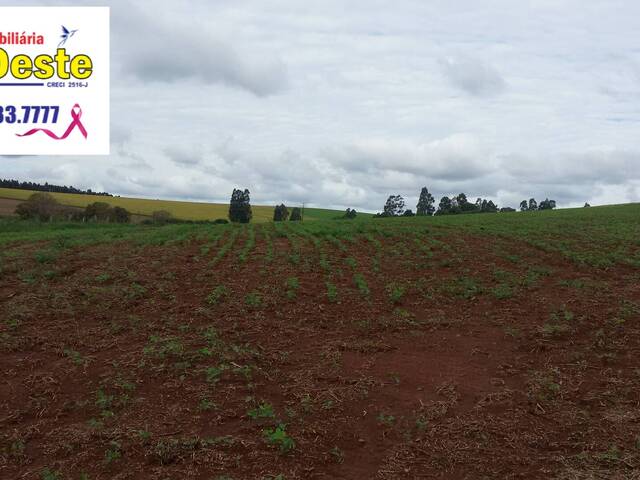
<box><xmin>0</xmin><ymin>7</ymin><xmax>109</xmax><ymax>155</ymax></box>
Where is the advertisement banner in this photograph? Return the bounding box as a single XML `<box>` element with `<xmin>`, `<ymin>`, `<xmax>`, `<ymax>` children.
<box><xmin>0</xmin><ymin>7</ymin><xmax>109</xmax><ymax>155</ymax></box>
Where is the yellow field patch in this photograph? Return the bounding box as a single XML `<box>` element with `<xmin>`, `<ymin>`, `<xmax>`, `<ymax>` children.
<box><xmin>0</xmin><ymin>188</ymin><xmax>347</xmax><ymax>222</ymax></box>
<box><xmin>0</xmin><ymin>188</ymin><xmax>276</xmax><ymax>221</ymax></box>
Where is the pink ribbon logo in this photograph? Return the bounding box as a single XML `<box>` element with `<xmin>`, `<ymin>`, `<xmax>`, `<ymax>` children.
<box><xmin>16</xmin><ymin>104</ymin><xmax>88</xmax><ymax>140</ymax></box>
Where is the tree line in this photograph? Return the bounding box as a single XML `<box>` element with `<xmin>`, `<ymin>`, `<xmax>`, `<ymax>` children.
<box><xmin>227</xmin><ymin>186</ymin><xmax>558</xmax><ymax>224</ymax></box>
<box><xmin>376</xmin><ymin>187</ymin><xmax>556</xmax><ymax>217</ymax></box>
<box><xmin>0</xmin><ymin>178</ymin><xmax>112</xmax><ymax>196</ymax></box>
<box><xmin>15</xmin><ymin>193</ymin><xmax>130</xmax><ymax>223</ymax></box>
<box><xmin>13</xmin><ymin>193</ymin><xmax>229</xmax><ymax>225</ymax></box>
<box><xmin>228</xmin><ymin>188</ymin><xmax>358</xmax><ymax>223</ymax></box>
<box><xmin>9</xmin><ymin>185</ymin><xmax>559</xmax><ymax>225</ymax></box>
<box><xmin>519</xmin><ymin>198</ymin><xmax>556</xmax><ymax>211</ymax></box>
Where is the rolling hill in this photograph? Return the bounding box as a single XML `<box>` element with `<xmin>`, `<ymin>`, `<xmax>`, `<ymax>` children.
<box><xmin>0</xmin><ymin>187</ymin><xmax>362</xmax><ymax>222</ymax></box>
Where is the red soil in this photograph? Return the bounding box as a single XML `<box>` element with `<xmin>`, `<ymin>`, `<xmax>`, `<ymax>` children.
<box><xmin>1</xmin><ymin>230</ymin><xmax>639</xmax><ymax>479</ymax></box>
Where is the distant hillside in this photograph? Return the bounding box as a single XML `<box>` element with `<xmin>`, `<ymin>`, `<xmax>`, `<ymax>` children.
<box><xmin>0</xmin><ymin>178</ymin><xmax>112</xmax><ymax>196</ymax></box>
<box><xmin>0</xmin><ymin>187</ymin><xmax>366</xmax><ymax>222</ymax></box>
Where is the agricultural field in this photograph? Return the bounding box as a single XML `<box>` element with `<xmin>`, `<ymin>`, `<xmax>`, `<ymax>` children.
<box><xmin>0</xmin><ymin>198</ymin><xmax>21</xmax><ymax>218</ymax></box>
<box><xmin>1</xmin><ymin>204</ymin><xmax>639</xmax><ymax>479</ymax></box>
<box><xmin>0</xmin><ymin>188</ymin><xmax>354</xmax><ymax>222</ymax></box>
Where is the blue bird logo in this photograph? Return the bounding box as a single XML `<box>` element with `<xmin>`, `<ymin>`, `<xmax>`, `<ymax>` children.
<box><xmin>58</xmin><ymin>25</ymin><xmax>78</xmax><ymax>47</ymax></box>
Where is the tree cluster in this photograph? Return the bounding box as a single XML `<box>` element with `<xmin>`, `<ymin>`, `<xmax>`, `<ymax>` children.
<box><xmin>519</xmin><ymin>198</ymin><xmax>556</xmax><ymax>211</ymax></box>
<box><xmin>290</xmin><ymin>207</ymin><xmax>302</xmax><ymax>221</ymax></box>
<box><xmin>272</xmin><ymin>203</ymin><xmax>314</xmax><ymax>222</ymax></box>
<box><xmin>84</xmin><ymin>202</ymin><xmax>131</xmax><ymax>223</ymax></box>
<box><xmin>343</xmin><ymin>208</ymin><xmax>357</xmax><ymax>219</ymax></box>
<box><xmin>228</xmin><ymin>188</ymin><xmax>252</xmax><ymax>223</ymax></box>
<box><xmin>374</xmin><ymin>187</ymin><xmax>562</xmax><ymax>217</ymax></box>
<box><xmin>416</xmin><ymin>187</ymin><xmax>435</xmax><ymax>216</ymax></box>
<box><xmin>14</xmin><ymin>193</ymin><xmax>65</xmax><ymax>221</ymax></box>
<box><xmin>1</xmin><ymin>178</ymin><xmax>112</xmax><ymax>196</ymax></box>
<box><xmin>380</xmin><ymin>195</ymin><xmax>406</xmax><ymax>217</ymax></box>
<box><xmin>376</xmin><ymin>188</ymin><xmax>499</xmax><ymax>217</ymax></box>
<box><xmin>273</xmin><ymin>204</ymin><xmax>289</xmax><ymax>222</ymax></box>
<box><xmin>15</xmin><ymin>193</ymin><xmax>130</xmax><ymax>223</ymax></box>
<box><xmin>434</xmin><ymin>193</ymin><xmax>498</xmax><ymax>216</ymax></box>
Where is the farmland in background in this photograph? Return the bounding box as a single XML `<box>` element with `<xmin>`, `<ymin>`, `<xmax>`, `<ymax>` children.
<box><xmin>0</xmin><ymin>187</ymin><xmax>363</xmax><ymax>222</ymax></box>
<box><xmin>1</xmin><ymin>203</ymin><xmax>639</xmax><ymax>479</ymax></box>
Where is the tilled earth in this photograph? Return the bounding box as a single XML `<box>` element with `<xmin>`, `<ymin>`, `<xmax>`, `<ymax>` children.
<box><xmin>1</xmin><ymin>226</ymin><xmax>639</xmax><ymax>479</ymax></box>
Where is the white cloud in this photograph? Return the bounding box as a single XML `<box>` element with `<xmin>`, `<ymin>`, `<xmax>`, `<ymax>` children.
<box><xmin>440</xmin><ymin>56</ymin><xmax>506</xmax><ymax>96</ymax></box>
<box><xmin>325</xmin><ymin>134</ymin><xmax>493</xmax><ymax>180</ymax></box>
<box><xmin>164</xmin><ymin>145</ymin><xmax>204</xmax><ymax>167</ymax></box>
<box><xmin>111</xmin><ymin>1</ymin><xmax>288</xmax><ymax>96</ymax></box>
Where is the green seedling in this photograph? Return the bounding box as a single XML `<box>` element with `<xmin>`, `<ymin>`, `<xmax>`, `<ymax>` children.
<box><xmin>206</xmin><ymin>285</ymin><xmax>228</xmax><ymax>305</ymax></box>
<box><xmin>353</xmin><ymin>273</ymin><xmax>370</xmax><ymax>296</ymax></box>
<box><xmin>263</xmin><ymin>424</ymin><xmax>295</xmax><ymax>453</ymax></box>
<box><xmin>286</xmin><ymin>277</ymin><xmax>299</xmax><ymax>300</ymax></box>
<box><xmin>377</xmin><ymin>413</ymin><xmax>395</xmax><ymax>426</ymax></box>
<box><xmin>104</xmin><ymin>441</ymin><xmax>122</xmax><ymax>464</ymax></box>
<box><xmin>245</xmin><ymin>291</ymin><xmax>262</xmax><ymax>308</ymax></box>
<box><xmin>248</xmin><ymin>402</ymin><xmax>275</xmax><ymax>420</ymax></box>
<box><xmin>326</xmin><ymin>282</ymin><xmax>338</xmax><ymax>303</ymax></box>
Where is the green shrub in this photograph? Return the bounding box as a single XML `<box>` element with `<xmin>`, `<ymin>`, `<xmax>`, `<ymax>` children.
<box><xmin>263</xmin><ymin>424</ymin><xmax>295</xmax><ymax>453</ymax></box>
<box><xmin>206</xmin><ymin>285</ymin><xmax>228</xmax><ymax>305</ymax></box>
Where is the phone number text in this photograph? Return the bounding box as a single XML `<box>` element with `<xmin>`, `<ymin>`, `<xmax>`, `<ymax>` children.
<box><xmin>0</xmin><ymin>106</ymin><xmax>60</xmax><ymax>124</ymax></box>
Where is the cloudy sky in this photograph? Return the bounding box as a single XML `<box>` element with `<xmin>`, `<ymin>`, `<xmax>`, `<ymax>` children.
<box><xmin>3</xmin><ymin>0</ymin><xmax>640</xmax><ymax>211</ymax></box>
